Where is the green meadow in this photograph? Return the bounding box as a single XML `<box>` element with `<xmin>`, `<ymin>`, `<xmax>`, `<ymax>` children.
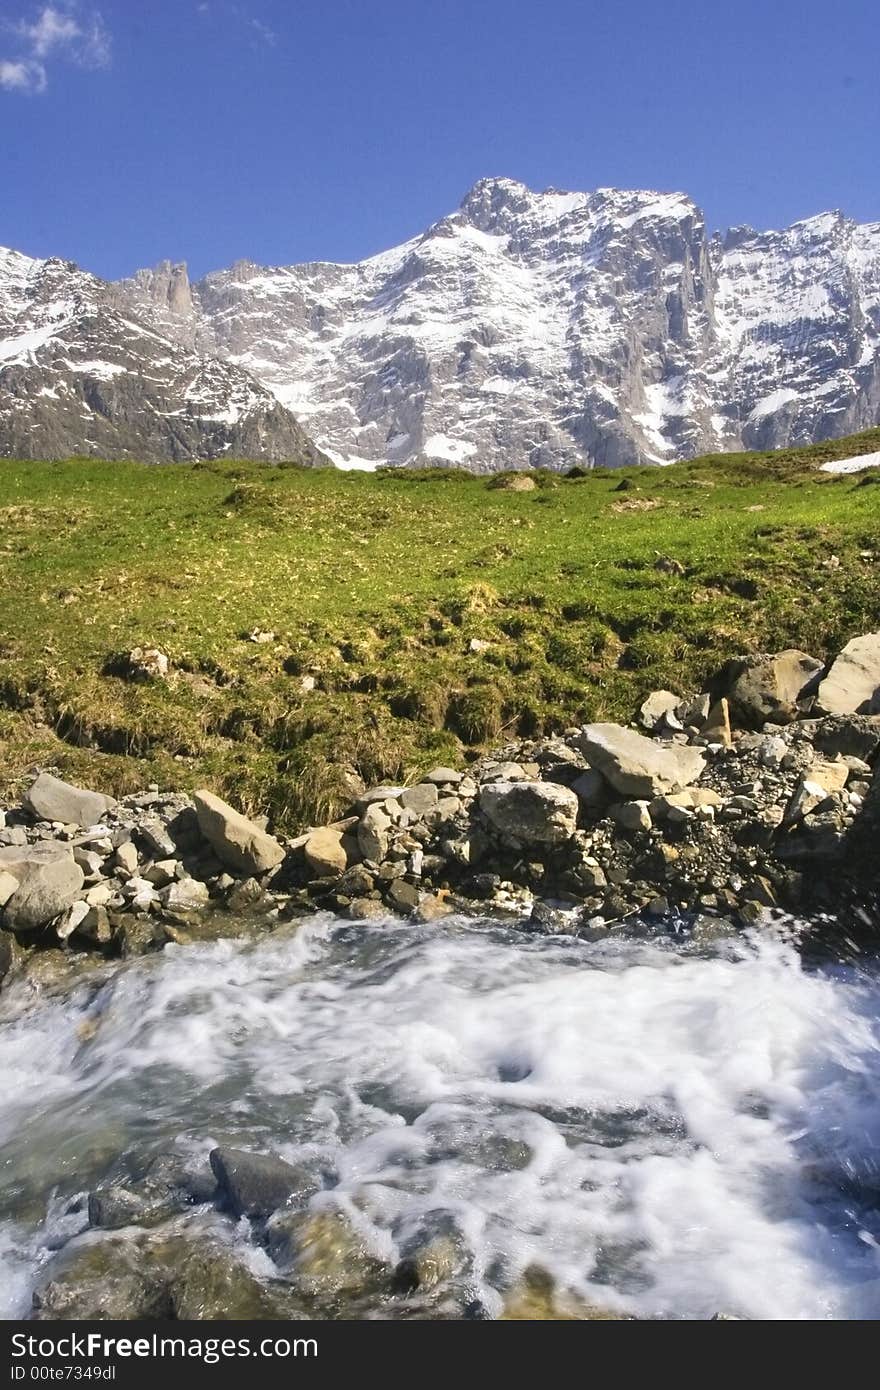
<box><xmin>1</xmin><ymin>427</ymin><xmax>878</xmax><ymax>829</ymax></box>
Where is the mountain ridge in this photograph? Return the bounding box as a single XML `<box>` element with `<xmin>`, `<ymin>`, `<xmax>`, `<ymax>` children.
<box><xmin>3</xmin><ymin>177</ymin><xmax>879</xmax><ymax>468</ymax></box>
<box><xmin>0</xmin><ymin>247</ymin><xmax>326</xmax><ymax>464</ymax></box>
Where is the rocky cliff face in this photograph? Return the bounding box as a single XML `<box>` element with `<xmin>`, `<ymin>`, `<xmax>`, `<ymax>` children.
<box><xmin>5</xmin><ymin>179</ymin><xmax>879</xmax><ymax>469</ymax></box>
<box><xmin>0</xmin><ymin>248</ymin><xmax>326</xmax><ymax>464</ymax></box>
<box><xmin>116</xmin><ymin>178</ymin><xmax>880</xmax><ymax>472</ymax></box>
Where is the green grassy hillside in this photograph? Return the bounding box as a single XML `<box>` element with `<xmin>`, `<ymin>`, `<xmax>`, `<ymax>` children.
<box><xmin>1</xmin><ymin>428</ymin><xmax>878</xmax><ymax>829</ymax></box>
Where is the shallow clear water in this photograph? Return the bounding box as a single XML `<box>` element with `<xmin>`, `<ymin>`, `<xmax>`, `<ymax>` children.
<box><xmin>1</xmin><ymin>914</ymin><xmax>879</xmax><ymax>1320</ymax></box>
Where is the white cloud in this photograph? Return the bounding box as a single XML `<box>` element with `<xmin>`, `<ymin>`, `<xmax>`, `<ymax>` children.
<box><xmin>0</xmin><ymin>57</ymin><xmax>47</xmax><ymax>92</ymax></box>
<box><xmin>1</xmin><ymin>5</ymin><xmax>111</xmax><ymax>94</ymax></box>
<box><xmin>249</xmin><ymin>18</ymin><xmax>276</xmax><ymax>45</ymax></box>
<box><xmin>19</xmin><ymin>6</ymin><xmax>81</xmax><ymax>57</ymax></box>
<box><xmin>198</xmin><ymin>4</ymin><xmax>277</xmax><ymax>46</ymax></box>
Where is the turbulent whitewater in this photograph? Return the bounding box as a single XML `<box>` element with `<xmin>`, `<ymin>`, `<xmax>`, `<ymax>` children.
<box><xmin>1</xmin><ymin>915</ymin><xmax>879</xmax><ymax>1320</ymax></box>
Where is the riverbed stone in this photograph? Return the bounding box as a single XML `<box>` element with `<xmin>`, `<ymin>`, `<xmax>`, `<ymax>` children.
<box><xmin>501</xmin><ymin>1267</ymin><xmax>630</xmax><ymax>1320</ymax></box>
<box><xmin>21</xmin><ymin>772</ymin><xmax>116</xmax><ymax>829</ymax></box>
<box><xmin>161</xmin><ymin>1237</ymin><xmax>306</xmax><ymax>1320</ymax></box>
<box><xmin>610</xmin><ymin>800</ymin><xmax>652</xmax><ymax>832</ymax></box>
<box><xmin>479</xmin><ymin>781</ymin><xmax>579</xmax><ymax>845</ymax></box>
<box><xmin>304</xmin><ymin>827</ymin><xmax>348</xmax><ymax>877</ymax></box>
<box><xmin>386</xmin><ymin>879</ymin><xmax>420</xmax><ymax>914</ymax></box>
<box><xmin>345</xmin><ymin>897</ymin><xmax>387</xmax><ymax>920</ymax></box>
<box><xmin>73</xmin><ymin>847</ymin><xmax>105</xmax><ymax>877</ymax></box>
<box><xmin>113</xmin><ymin>841</ymin><xmax>139</xmax><ymax>875</ymax></box>
<box><xmin>139</xmin><ymin>819</ymin><xmax>176</xmax><ymax>858</ymax></box>
<box><xmin>273</xmin><ymin>1207</ymin><xmax>390</xmax><ymax>1298</ymax></box>
<box><xmin>193</xmin><ymin>790</ymin><xmax>285</xmax><ymax>876</ymax></box>
<box><xmin>650</xmin><ymin>787</ymin><xmax>724</xmax><ymax>818</ymax></box>
<box><xmin>0</xmin><ymin>871</ymin><xmax>18</xmax><ymax>908</ymax></box>
<box><xmin>226</xmin><ymin>877</ymin><xmax>271</xmax><ymax>913</ymax></box>
<box><xmin>210</xmin><ymin>1147</ymin><xmax>320</xmax><ymax>1219</ymax></box>
<box><xmin>817</xmin><ymin>632</ymin><xmax>880</xmax><ymax>715</ymax></box>
<box><xmin>807</xmin><ymin>758</ymin><xmax>850</xmax><ymax>795</ymax></box>
<box><xmin>160</xmin><ymin>876</ymin><xmax>210</xmax><ymax>912</ymax></box>
<box><xmin>578</xmin><ymin>724</ymin><xmax>706</xmax><ymax>798</ymax></box>
<box><xmin>55</xmin><ymin>900</ymin><xmax>91</xmax><ymax>942</ymax></box>
<box><xmin>356</xmin><ymin>786</ymin><xmax>404</xmax><ymax>810</ymax></box>
<box><xmin>31</xmin><ymin>1239</ymin><xmax>172</xmax><ymax>1320</ymax></box>
<box><xmin>703</xmin><ymin>697</ymin><xmax>733</xmax><ymax>746</ymax></box>
<box><xmin>0</xmin><ymin>843</ymin><xmax>84</xmax><ymax>932</ymax></box>
<box><xmin>88</xmin><ymin>1184</ymin><xmax>177</xmax><ymax>1231</ymax></box>
<box><xmin>414</xmin><ymin>893</ymin><xmax>453</xmax><ymax>922</ymax></box>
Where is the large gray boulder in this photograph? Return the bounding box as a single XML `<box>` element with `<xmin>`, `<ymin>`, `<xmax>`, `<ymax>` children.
<box><xmin>193</xmin><ymin>790</ymin><xmax>284</xmax><ymax>876</ymax></box>
<box><xmin>817</xmin><ymin>633</ymin><xmax>880</xmax><ymax>715</ymax></box>
<box><xmin>0</xmin><ymin>843</ymin><xmax>84</xmax><ymax>932</ymax></box>
<box><xmin>479</xmin><ymin>781</ymin><xmax>579</xmax><ymax>845</ymax></box>
<box><xmin>22</xmin><ymin>773</ymin><xmax>116</xmax><ymax>828</ymax></box>
<box><xmin>578</xmin><ymin>724</ymin><xmax>706</xmax><ymax>798</ymax></box>
<box><xmin>722</xmin><ymin>650</ymin><xmax>823</xmax><ymax>728</ymax></box>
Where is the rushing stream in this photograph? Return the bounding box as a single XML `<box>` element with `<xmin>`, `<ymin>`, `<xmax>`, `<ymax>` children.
<box><xmin>1</xmin><ymin>914</ymin><xmax>879</xmax><ymax>1320</ymax></box>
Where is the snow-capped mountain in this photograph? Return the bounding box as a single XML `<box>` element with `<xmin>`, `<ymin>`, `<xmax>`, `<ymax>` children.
<box><xmin>119</xmin><ymin>178</ymin><xmax>880</xmax><ymax>472</ymax></box>
<box><xmin>3</xmin><ymin>179</ymin><xmax>879</xmax><ymax>468</ymax></box>
<box><xmin>0</xmin><ymin>248</ymin><xmax>325</xmax><ymax>463</ymax></box>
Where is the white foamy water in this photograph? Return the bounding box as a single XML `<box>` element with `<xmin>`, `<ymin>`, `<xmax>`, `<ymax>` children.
<box><xmin>0</xmin><ymin>915</ymin><xmax>879</xmax><ymax>1320</ymax></box>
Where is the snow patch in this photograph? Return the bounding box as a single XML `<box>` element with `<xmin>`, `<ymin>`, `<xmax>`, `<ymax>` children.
<box><xmin>748</xmin><ymin>389</ymin><xmax>800</xmax><ymax>422</ymax></box>
<box><xmin>820</xmin><ymin>450</ymin><xmax>880</xmax><ymax>474</ymax></box>
<box><xmin>423</xmin><ymin>433</ymin><xmax>478</xmax><ymax>462</ymax></box>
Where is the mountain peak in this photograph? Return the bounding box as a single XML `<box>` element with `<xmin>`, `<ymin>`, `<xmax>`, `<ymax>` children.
<box><xmin>3</xmin><ymin>184</ymin><xmax>879</xmax><ymax>470</ymax></box>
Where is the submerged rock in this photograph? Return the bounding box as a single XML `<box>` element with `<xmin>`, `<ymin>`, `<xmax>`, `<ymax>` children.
<box><xmin>210</xmin><ymin>1146</ymin><xmax>320</xmax><ymax>1219</ymax></box>
<box><xmin>164</xmin><ymin>1238</ymin><xmax>307</xmax><ymax>1320</ymax></box>
<box><xmin>272</xmin><ymin>1207</ymin><xmax>391</xmax><ymax>1299</ymax></box>
<box><xmin>500</xmin><ymin>1266</ymin><xmax>631</xmax><ymax>1320</ymax></box>
<box><xmin>31</xmin><ymin>1239</ymin><xmax>172</xmax><ymax>1320</ymax></box>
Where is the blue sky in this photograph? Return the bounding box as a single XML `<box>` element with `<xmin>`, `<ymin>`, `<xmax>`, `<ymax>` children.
<box><xmin>1</xmin><ymin>0</ymin><xmax>878</xmax><ymax>280</ymax></box>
